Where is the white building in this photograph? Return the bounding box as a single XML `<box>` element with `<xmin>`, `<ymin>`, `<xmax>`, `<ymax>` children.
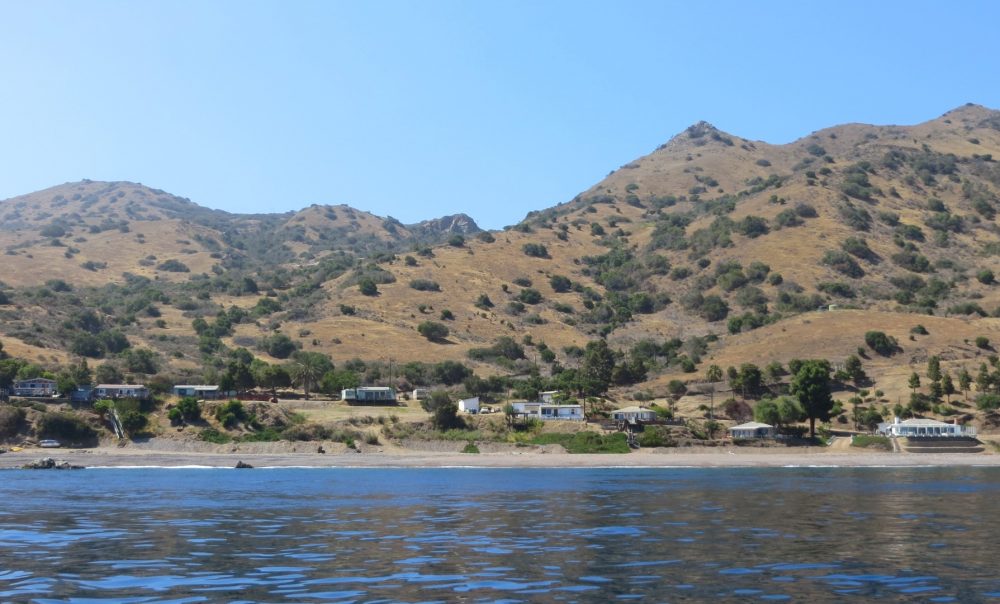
<box><xmin>412</xmin><ymin>388</ymin><xmax>429</xmax><ymax>401</ymax></box>
<box><xmin>172</xmin><ymin>385</ymin><xmax>233</xmax><ymax>400</ymax></box>
<box><xmin>611</xmin><ymin>406</ymin><xmax>658</xmax><ymax>422</ymax></box>
<box><xmin>728</xmin><ymin>421</ymin><xmax>775</xmax><ymax>439</ymax></box>
<box><xmin>94</xmin><ymin>384</ymin><xmax>150</xmax><ymax>399</ymax></box>
<box><xmin>540</xmin><ymin>390</ymin><xmax>560</xmax><ymax>404</ymax></box>
<box><xmin>341</xmin><ymin>387</ymin><xmax>396</xmax><ymax>403</ymax></box>
<box><xmin>878</xmin><ymin>417</ymin><xmax>975</xmax><ymax>438</ymax></box>
<box><xmin>458</xmin><ymin>397</ymin><xmax>480</xmax><ymax>413</ymax></box>
<box><xmin>12</xmin><ymin>378</ymin><xmax>57</xmax><ymax>397</ymax></box>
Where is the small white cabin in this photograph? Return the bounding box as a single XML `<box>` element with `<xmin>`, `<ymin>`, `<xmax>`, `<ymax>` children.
<box><xmin>458</xmin><ymin>397</ymin><xmax>480</xmax><ymax>414</ymax></box>
<box><xmin>412</xmin><ymin>388</ymin><xmax>429</xmax><ymax>401</ymax></box>
<box><xmin>540</xmin><ymin>390</ymin><xmax>560</xmax><ymax>404</ymax></box>
<box><xmin>728</xmin><ymin>422</ymin><xmax>775</xmax><ymax>439</ymax></box>
<box><xmin>611</xmin><ymin>406</ymin><xmax>658</xmax><ymax>422</ymax></box>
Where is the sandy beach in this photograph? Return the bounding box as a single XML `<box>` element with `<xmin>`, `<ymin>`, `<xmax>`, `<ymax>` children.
<box><xmin>2</xmin><ymin>440</ymin><xmax>999</xmax><ymax>469</ymax></box>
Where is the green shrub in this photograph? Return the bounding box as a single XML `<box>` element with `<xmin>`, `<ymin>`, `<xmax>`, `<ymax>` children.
<box><xmin>977</xmin><ymin>269</ymin><xmax>995</xmax><ymax>285</ymax></box>
<box><xmin>842</xmin><ymin>237</ymin><xmax>878</xmax><ymax>262</ymax></box>
<box><xmin>518</xmin><ymin>288</ymin><xmax>543</xmax><ymax>304</ymax></box>
<box><xmin>865</xmin><ymin>331</ymin><xmax>899</xmax><ymax>356</ymax></box>
<box><xmin>549</xmin><ymin>275</ymin><xmax>572</xmax><ymax>292</ymax></box>
<box><xmin>530</xmin><ymin>431</ymin><xmax>629</xmax><ymax>453</ymax></box>
<box><xmin>977</xmin><ymin>393</ymin><xmax>1000</xmax><ymax>411</ymax></box>
<box><xmin>119</xmin><ymin>410</ymin><xmax>147</xmax><ymax>435</ymax></box>
<box><xmin>522</xmin><ymin>243</ymin><xmax>549</xmax><ymax>258</ymax></box>
<box><xmin>409</xmin><ymin>279</ymin><xmax>441</xmax><ymax>292</ymax></box>
<box><xmin>975</xmin><ymin>336</ymin><xmax>990</xmax><ymax>349</ymax></box>
<box><xmin>851</xmin><ymin>435</ymin><xmax>891</xmax><ymax>450</ymax></box>
<box><xmin>199</xmin><ymin>428</ymin><xmax>232</xmax><ymax>444</ymax></box>
<box><xmin>358</xmin><ymin>279</ymin><xmax>378</xmax><ymax>296</ymax></box>
<box><xmin>462</xmin><ymin>442</ymin><xmax>480</xmax><ymax>454</ymax></box>
<box><xmin>260</xmin><ymin>333</ymin><xmax>298</xmax><ymax>359</ymax></box>
<box><xmin>474</xmin><ymin>294</ymin><xmax>494</xmax><ymax>309</ymax></box>
<box><xmin>156</xmin><ymin>259</ymin><xmax>190</xmax><ymax>272</ymax></box>
<box><xmin>822</xmin><ymin>251</ymin><xmax>864</xmax><ymax>278</ymax></box>
<box><xmin>215</xmin><ymin>400</ymin><xmax>247</xmax><ymax>428</ymax></box>
<box><xmin>417</xmin><ymin>321</ymin><xmax>450</xmax><ymax>342</ymax></box>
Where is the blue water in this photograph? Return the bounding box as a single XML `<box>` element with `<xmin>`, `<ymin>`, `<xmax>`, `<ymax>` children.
<box><xmin>2</xmin><ymin>467</ymin><xmax>1000</xmax><ymax>602</ymax></box>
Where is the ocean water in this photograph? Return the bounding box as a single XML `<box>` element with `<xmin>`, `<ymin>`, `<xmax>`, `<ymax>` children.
<box><xmin>1</xmin><ymin>467</ymin><xmax>999</xmax><ymax>603</ymax></box>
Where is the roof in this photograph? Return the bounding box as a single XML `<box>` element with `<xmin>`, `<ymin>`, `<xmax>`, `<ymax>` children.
<box><xmin>899</xmin><ymin>418</ymin><xmax>954</xmax><ymax>427</ymax></box>
<box><xmin>539</xmin><ymin>403</ymin><xmax>581</xmax><ymax>408</ymax></box>
<box><xmin>729</xmin><ymin>422</ymin><xmax>773</xmax><ymax>430</ymax></box>
<box><xmin>96</xmin><ymin>384</ymin><xmax>147</xmax><ymax>389</ymax></box>
<box><xmin>14</xmin><ymin>378</ymin><xmax>56</xmax><ymax>384</ymax></box>
<box><xmin>174</xmin><ymin>385</ymin><xmax>220</xmax><ymax>390</ymax></box>
<box><xmin>613</xmin><ymin>406</ymin><xmax>656</xmax><ymax>414</ymax></box>
<box><xmin>357</xmin><ymin>386</ymin><xmax>394</xmax><ymax>391</ymax></box>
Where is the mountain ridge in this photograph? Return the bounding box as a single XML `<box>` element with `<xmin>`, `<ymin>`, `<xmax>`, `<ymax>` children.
<box><xmin>2</xmin><ymin>104</ymin><xmax>1000</xmax><ymax>428</ymax></box>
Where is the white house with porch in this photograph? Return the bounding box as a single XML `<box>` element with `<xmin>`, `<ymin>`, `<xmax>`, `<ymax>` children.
<box><xmin>172</xmin><ymin>385</ymin><xmax>234</xmax><ymax>400</ymax></box>
<box><xmin>611</xmin><ymin>406</ymin><xmax>658</xmax><ymax>422</ymax></box>
<box><xmin>728</xmin><ymin>421</ymin><xmax>775</xmax><ymax>439</ymax></box>
<box><xmin>878</xmin><ymin>417</ymin><xmax>975</xmax><ymax>438</ymax></box>
<box><xmin>95</xmin><ymin>384</ymin><xmax>150</xmax><ymax>399</ymax></box>
<box><xmin>539</xmin><ymin>403</ymin><xmax>583</xmax><ymax>421</ymax></box>
<box><xmin>12</xmin><ymin>378</ymin><xmax>57</xmax><ymax>397</ymax></box>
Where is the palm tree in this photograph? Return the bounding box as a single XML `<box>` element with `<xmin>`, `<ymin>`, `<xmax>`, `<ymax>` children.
<box><xmin>290</xmin><ymin>352</ymin><xmax>332</xmax><ymax>398</ymax></box>
<box><xmin>705</xmin><ymin>365</ymin><xmax>723</xmax><ymax>419</ymax></box>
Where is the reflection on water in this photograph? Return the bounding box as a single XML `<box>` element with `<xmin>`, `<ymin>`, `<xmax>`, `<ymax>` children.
<box><xmin>1</xmin><ymin>467</ymin><xmax>999</xmax><ymax>602</ymax></box>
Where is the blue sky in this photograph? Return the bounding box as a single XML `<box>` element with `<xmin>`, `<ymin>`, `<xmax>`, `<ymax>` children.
<box><xmin>1</xmin><ymin>1</ymin><xmax>998</xmax><ymax>229</ymax></box>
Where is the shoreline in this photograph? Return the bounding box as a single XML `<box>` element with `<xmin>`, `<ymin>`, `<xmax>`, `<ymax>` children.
<box><xmin>2</xmin><ymin>445</ymin><xmax>1000</xmax><ymax>470</ymax></box>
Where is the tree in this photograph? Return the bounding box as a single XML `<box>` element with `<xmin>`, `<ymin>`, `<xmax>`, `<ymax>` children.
<box><xmin>927</xmin><ymin>355</ymin><xmax>942</xmax><ymax>383</ymax></box>
<box><xmin>417</xmin><ymin>321</ymin><xmax>450</xmax><ymax>342</ymax></box>
<box><xmin>705</xmin><ymin>364</ymin><xmax>723</xmax><ymax>384</ymax></box>
<box><xmin>580</xmin><ymin>339</ymin><xmax>615</xmax><ymax>396</ymax></box>
<box><xmin>320</xmin><ymin>369</ymin><xmax>360</xmax><ymax>395</ymax></box>
<box><xmin>421</xmin><ymin>390</ymin><xmax>463</xmax><ymax>430</ymax></box>
<box><xmin>289</xmin><ymin>351</ymin><xmax>333</xmax><ymax>397</ymax></box>
<box><xmin>958</xmin><ymin>367</ymin><xmax>972</xmax><ymax>398</ymax></box>
<box><xmin>843</xmin><ymin>355</ymin><xmax>866</xmax><ymax>386</ymax></box>
<box><xmin>261</xmin><ymin>333</ymin><xmax>297</xmax><ymax>359</ymax></box>
<box><xmin>941</xmin><ymin>372</ymin><xmax>956</xmax><ymax>404</ymax></box>
<box><xmin>735</xmin><ymin>363</ymin><xmax>763</xmax><ymax>400</ymax></box>
<box><xmin>753</xmin><ymin>399</ymin><xmax>781</xmax><ymax>426</ymax></box>
<box><xmin>95</xmin><ymin>363</ymin><xmax>123</xmax><ymax>385</ymax></box>
<box><xmin>976</xmin><ymin>363</ymin><xmax>992</xmax><ymax>393</ymax></box>
<box><xmin>253</xmin><ymin>362</ymin><xmax>291</xmax><ymax>395</ymax></box>
<box><xmin>789</xmin><ymin>360</ymin><xmax>833</xmax><ymax>437</ymax></box>
<box><xmin>908</xmin><ymin>372</ymin><xmax>921</xmax><ymax>393</ymax></box>
<box><xmin>358</xmin><ymin>279</ymin><xmax>378</xmax><ymax>296</ymax></box>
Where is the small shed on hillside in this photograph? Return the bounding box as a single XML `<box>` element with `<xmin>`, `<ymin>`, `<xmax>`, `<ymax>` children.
<box><xmin>458</xmin><ymin>397</ymin><xmax>480</xmax><ymax>414</ymax></box>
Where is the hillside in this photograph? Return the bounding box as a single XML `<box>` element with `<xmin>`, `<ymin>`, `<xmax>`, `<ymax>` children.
<box><xmin>3</xmin><ymin>104</ymin><xmax>1000</xmax><ymax>432</ymax></box>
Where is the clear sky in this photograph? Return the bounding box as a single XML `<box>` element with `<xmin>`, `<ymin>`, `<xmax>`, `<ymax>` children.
<box><xmin>1</xmin><ymin>1</ymin><xmax>998</xmax><ymax>229</ymax></box>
